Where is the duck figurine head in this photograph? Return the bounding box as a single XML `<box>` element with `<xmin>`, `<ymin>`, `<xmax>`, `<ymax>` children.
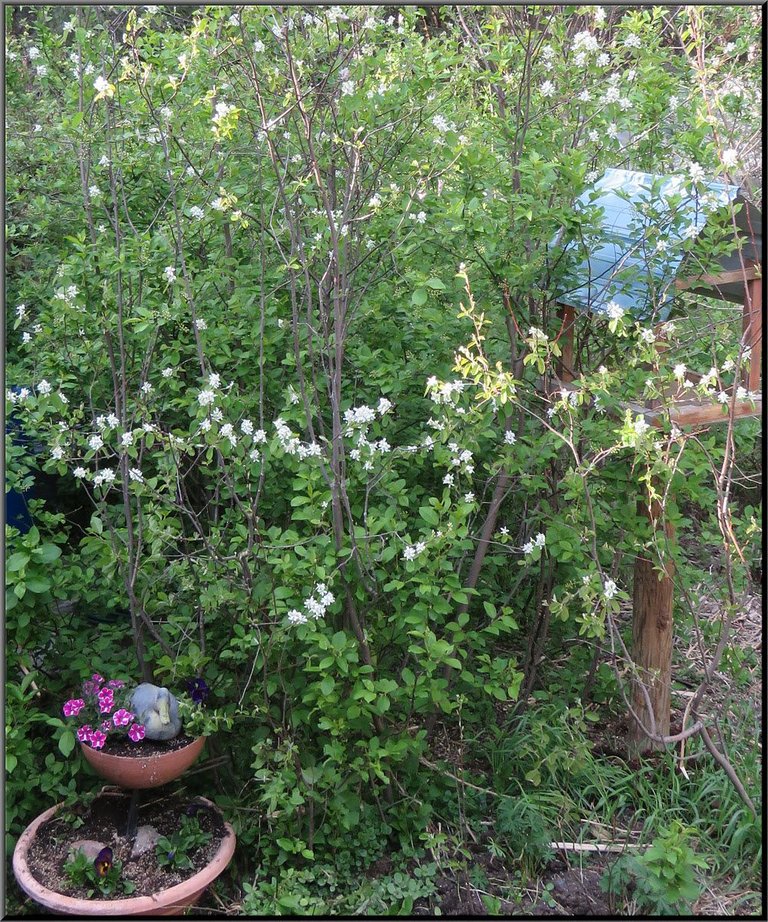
<box><xmin>129</xmin><ymin>683</ymin><xmax>182</xmax><ymax>741</ymax></box>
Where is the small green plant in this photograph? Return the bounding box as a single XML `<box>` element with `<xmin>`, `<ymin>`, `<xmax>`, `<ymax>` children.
<box><xmin>601</xmin><ymin>821</ymin><xmax>707</xmax><ymax>914</ymax></box>
<box><xmin>64</xmin><ymin>846</ymin><xmax>135</xmax><ymax>898</ymax></box>
<box><xmin>155</xmin><ymin>814</ymin><xmax>212</xmax><ymax>871</ymax></box>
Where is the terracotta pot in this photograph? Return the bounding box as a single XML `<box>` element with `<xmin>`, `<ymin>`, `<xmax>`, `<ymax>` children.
<box><xmin>80</xmin><ymin>736</ymin><xmax>205</xmax><ymax>789</ymax></box>
<box><xmin>13</xmin><ymin>794</ymin><xmax>236</xmax><ymax>917</ymax></box>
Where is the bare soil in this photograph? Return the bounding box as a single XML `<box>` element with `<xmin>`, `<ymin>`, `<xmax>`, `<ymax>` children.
<box><xmin>97</xmin><ymin>734</ymin><xmax>197</xmax><ymax>757</ymax></box>
<box><xmin>26</xmin><ymin>791</ymin><xmax>225</xmax><ymax>901</ymax></box>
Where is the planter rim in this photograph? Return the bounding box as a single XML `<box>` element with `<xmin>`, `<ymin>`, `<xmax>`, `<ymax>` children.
<box><xmin>80</xmin><ymin>733</ymin><xmax>204</xmax><ymax>764</ymax></box>
<box><xmin>12</xmin><ymin>793</ymin><xmax>235</xmax><ymax>916</ymax></box>
<box><xmin>80</xmin><ymin>735</ymin><xmax>205</xmax><ymax>789</ymax></box>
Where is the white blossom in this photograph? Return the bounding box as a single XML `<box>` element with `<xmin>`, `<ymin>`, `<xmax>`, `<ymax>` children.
<box><xmin>164</xmin><ymin>265</ymin><xmax>176</xmax><ymax>283</ymax></box>
<box><xmin>51</xmin><ymin>446</ymin><xmax>64</xmax><ymax>461</ymax></box>
<box><xmin>189</xmin><ymin>205</ymin><xmax>205</xmax><ymax>219</ymax></box>
<box><xmin>94</xmin><ymin>468</ymin><xmax>115</xmax><ymax>486</ymax></box>
<box><xmin>141</xmin><ymin>381</ymin><xmax>153</xmax><ymax>395</ymax></box>
<box><xmin>93</xmin><ymin>75</ymin><xmax>110</xmax><ymax>94</ymax></box>
<box><xmin>195</xmin><ymin>318</ymin><xmax>207</xmax><ymax>330</ymax></box>
<box><xmin>88</xmin><ymin>434</ymin><xmax>104</xmax><ymax>451</ymax></box>
<box><xmin>129</xmin><ymin>468</ymin><xmax>144</xmax><ymax>483</ymax></box>
<box><xmin>73</xmin><ymin>466</ymin><xmax>87</xmax><ymax>479</ymax></box>
<box><xmin>198</xmin><ymin>389</ymin><xmax>216</xmax><ymax>407</ymax></box>
<box><xmin>624</xmin><ymin>33</ymin><xmax>642</xmax><ymax>49</ymax></box>
<box><xmin>605</xmin><ymin>301</ymin><xmax>624</xmax><ymax>321</ymax></box>
<box><xmin>121</xmin><ymin>432</ymin><xmax>134</xmax><ymax>447</ymax></box>
<box><xmin>721</xmin><ymin>148</ymin><xmax>738</xmax><ymax>169</ymax></box>
<box><xmin>37</xmin><ymin>379</ymin><xmax>53</xmax><ymax>395</ymax></box>
<box><xmin>540</xmin><ymin>80</ymin><xmax>555</xmax><ymax>98</ymax></box>
<box><xmin>341</xmin><ymin>80</ymin><xmax>355</xmax><ymax>97</ymax></box>
<box><xmin>603</xmin><ymin>578</ymin><xmax>618</xmax><ymax>599</ymax></box>
<box><xmin>287</xmin><ymin>609</ymin><xmax>307</xmax><ymax>625</ymax></box>
<box><xmin>162</xmin><ymin>367</ymin><xmax>174</xmax><ymax>378</ymax></box>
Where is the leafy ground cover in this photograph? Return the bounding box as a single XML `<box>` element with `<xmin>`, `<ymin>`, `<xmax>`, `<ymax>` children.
<box><xmin>5</xmin><ymin>4</ymin><xmax>762</xmax><ymax>916</ymax></box>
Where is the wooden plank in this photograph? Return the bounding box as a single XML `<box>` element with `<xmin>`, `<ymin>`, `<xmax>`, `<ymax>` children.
<box><xmin>674</xmin><ymin>266</ymin><xmax>758</xmax><ymax>290</ymax></box>
<box><xmin>745</xmin><ymin>276</ymin><xmax>762</xmax><ymax>393</ymax></box>
<box><xmin>643</xmin><ymin>398</ymin><xmax>762</xmax><ymax>428</ymax></box>
<box><xmin>628</xmin><ymin>497</ymin><xmax>675</xmax><ymax>758</ymax></box>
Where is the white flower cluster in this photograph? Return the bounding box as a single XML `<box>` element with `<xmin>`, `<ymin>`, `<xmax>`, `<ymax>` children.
<box><xmin>426</xmin><ymin>376</ymin><xmax>465</xmax><ymax>405</ymax></box>
<box><xmin>603</xmin><ymin>578</ymin><xmax>618</xmax><ymax>599</ymax></box>
<box><xmin>448</xmin><ymin>442</ymin><xmax>475</xmax><ymax>476</ymax></box>
<box><xmin>274</xmin><ymin>417</ymin><xmax>301</xmax><ymax>455</ymax></box>
<box><xmin>523</xmin><ymin>533</ymin><xmax>546</xmax><ymax>555</ymax></box>
<box><xmin>212</xmin><ymin>101</ymin><xmax>236</xmax><ymax>130</ymax></box>
<box><xmin>402</xmin><ymin>541</ymin><xmax>427</xmax><ymax>561</ymax></box>
<box><xmin>572</xmin><ymin>30</ymin><xmax>599</xmax><ymax>54</ymax></box>
<box><xmin>287</xmin><ymin>582</ymin><xmax>335</xmax><ymax>625</ymax></box>
<box><xmin>604</xmin><ymin>300</ymin><xmax>625</xmax><ymax>321</ymax></box>
<box><xmin>431</xmin><ymin>114</ymin><xmax>456</xmax><ymax>134</ymax></box>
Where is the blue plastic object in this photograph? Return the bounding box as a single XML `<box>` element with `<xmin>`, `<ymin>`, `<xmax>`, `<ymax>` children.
<box><xmin>554</xmin><ymin>168</ymin><xmax>748</xmax><ymax>321</ymax></box>
<box><xmin>6</xmin><ymin>387</ymin><xmax>35</xmax><ymax>533</ymax></box>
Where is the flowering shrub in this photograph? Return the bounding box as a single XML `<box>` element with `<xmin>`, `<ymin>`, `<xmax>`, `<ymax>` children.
<box><xmin>63</xmin><ymin>676</ymin><xmax>145</xmax><ymax>749</ymax></box>
<box><xmin>5</xmin><ymin>4</ymin><xmax>760</xmax><ymax>876</ymax></box>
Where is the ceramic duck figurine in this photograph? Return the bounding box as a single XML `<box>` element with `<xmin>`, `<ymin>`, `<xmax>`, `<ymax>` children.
<box><xmin>130</xmin><ymin>684</ymin><xmax>182</xmax><ymax>741</ymax></box>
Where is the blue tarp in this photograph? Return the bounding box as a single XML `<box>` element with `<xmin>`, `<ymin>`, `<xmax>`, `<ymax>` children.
<box><xmin>555</xmin><ymin>168</ymin><xmax>743</xmax><ymax>321</ymax></box>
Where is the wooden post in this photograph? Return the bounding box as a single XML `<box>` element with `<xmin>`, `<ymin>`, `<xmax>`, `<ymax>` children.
<box><xmin>628</xmin><ymin>497</ymin><xmax>675</xmax><ymax>758</ymax></box>
<box><xmin>744</xmin><ymin>274</ymin><xmax>762</xmax><ymax>394</ymax></box>
<box><xmin>557</xmin><ymin>303</ymin><xmax>575</xmax><ymax>383</ymax></box>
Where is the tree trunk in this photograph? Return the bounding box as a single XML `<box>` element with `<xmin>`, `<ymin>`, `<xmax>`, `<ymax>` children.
<box><xmin>628</xmin><ymin>499</ymin><xmax>675</xmax><ymax>758</ymax></box>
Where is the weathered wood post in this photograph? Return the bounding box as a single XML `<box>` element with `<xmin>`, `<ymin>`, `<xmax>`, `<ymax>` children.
<box><xmin>628</xmin><ymin>497</ymin><xmax>675</xmax><ymax>758</ymax></box>
<box><xmin>744</xmin><ymin>272</ymin><xmax>762</xmax><ymax>394</ymax></box>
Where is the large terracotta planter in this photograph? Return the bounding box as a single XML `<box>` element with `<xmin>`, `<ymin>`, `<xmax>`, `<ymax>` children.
<box><xmin>80</xmin><ymin>736</ymin><xmax>205</xmax><ymax>789</ymax></box>
<box><xmin>12</xmin><ymin>795</ymin><xmax>236</xmax><ymax>917</ymax></box>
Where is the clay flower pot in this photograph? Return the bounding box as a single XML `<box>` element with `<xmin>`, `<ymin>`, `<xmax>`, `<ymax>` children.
<box><xmin>80</xmin><ymin>736</ymin><xmax>205</xmax><ymax>789</ymax></box>
<box><xmin>13</xmin><ymin>795</ymin><xmax>236</xmax><ymax>917</ymax></box>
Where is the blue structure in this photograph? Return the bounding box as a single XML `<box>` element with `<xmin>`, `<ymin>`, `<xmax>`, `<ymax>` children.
<box><xmin>554</xmin><ymin>168</ymin><xmax>762</xmax><ymax>322</ymax></box>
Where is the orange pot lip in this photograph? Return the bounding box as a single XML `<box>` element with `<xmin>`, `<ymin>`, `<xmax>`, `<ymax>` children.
<box><xmin>80</xmin><ymin>734</ymin><xmax>205</xmax><ymax>762</ymax></box>
<box><xmin>12</xmin><ymin>793</ymin><xmax>235</xmax><ymax>917</ymax></box>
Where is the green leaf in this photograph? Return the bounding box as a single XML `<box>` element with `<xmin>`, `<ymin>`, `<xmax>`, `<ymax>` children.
<box><xmin>58</xmin><ymin>730</ymin><xmax>76</xmax><ymax>757</ymax></box>
<box><xmin>419</xmin><ymin>505</ymin><xmax>439</xmax><ymax>525</ymax></box>
<box><xmin>26</xmin><ymin>577</ymin><xmax>52</xmax><ymax>593</ymax></box>
<box><xmin>33</xmin><ymin>543</ymin><xmax>62</xmax><ymax>563</ymax></box>
<box><xmin>411</xmin><ymin>288</ymin><xmax>428</xmax><ymax>305</ymax></box>
<box><xmin>425</xmin><ymin>277</ymin><xmax>446</xmax><ymax>290</ymax></box>
<box><xmin>90</xmin><ymin>514</ymin><xmax>103</xmax><ymax>535</ymax></box>
<box><xmin>320</xmin><ymin>676</ymin><xmax>335</xmax><ymax>696</ymax></box>
<box><xmin>6</xmin><ymin>552</ymin><xmax>30</xmax><ymax>572</ymax></box>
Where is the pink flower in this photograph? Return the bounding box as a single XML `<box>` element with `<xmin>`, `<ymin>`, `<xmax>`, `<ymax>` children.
<box><xmin>92</xmin><ymin>673</ymin><xmax>104</xmax><ymax>685</ymax></box>
<box><xmin>99</xmin><ymin>699</ymin><xmax>114</xmax><ymax>715</ymax></box>
<box><xmin>128</xmin><ymin>723</ymin><xmax>145</xmax><ymax>742</ymax></box>
<box><xmin>107</xmin><ymin>679</ymin><xmax>125</xmax><ymax>689</ymax></box>
<box><xmin>63</xmin><ymin>698</ymin><xmax>85</xmax><ymax>717</ymax></box>
<box><xmin>101</xmin><ymin>719</ymin><xmax>112</xmax><ymax>732</ymax></box>
<box><xmin>88</xmin><ymin>730</ymin><xmax>107</xmax><ymax>749</ymax></box>
<box><xmin>112</xmin><ymin>708</ymin><xmax>134</xmax><ymax>727</ymax></box>
<box><xmin>77</xmin><ymin>725</ymin><xmax>92</xmax><ymax>742</ymax></box>
<box><xmin>97</xmin><ymin>686</ymin><xmax>113</xmax><ymax>700</ymax></box>
<box><xmin>82</xmin><ymin>680</ymin><xmax>97</xmax><ymax>696</ymax></box>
